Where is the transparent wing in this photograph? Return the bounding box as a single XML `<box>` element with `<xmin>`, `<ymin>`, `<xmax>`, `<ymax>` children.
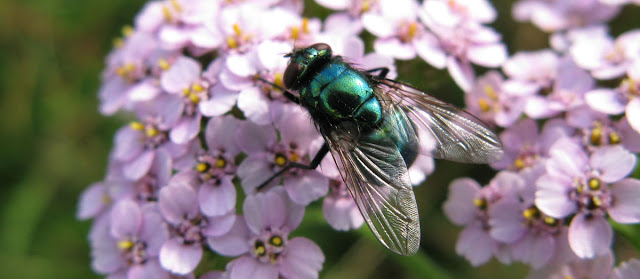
<box><xmin>324</xmin><ymin>125</ymin><xmax>420</xmax><ymax>255</ymax></box>
<box><xmin>378</xmin><ymin>79</ymin><xmax>503</xmax><ymax>164</ymax></box>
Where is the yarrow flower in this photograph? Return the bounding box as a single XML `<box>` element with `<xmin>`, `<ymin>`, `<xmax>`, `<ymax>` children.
<box><xmin>80</xmin><ymin>0</ymin><xmax>640</xmax><ymax>278</ymax></box>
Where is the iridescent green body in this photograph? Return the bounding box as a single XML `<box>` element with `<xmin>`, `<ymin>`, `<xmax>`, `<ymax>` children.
<box><xmin>285</xmin><ymin>46</ymin><xmax>418</xmax><ymax>167</ymax></box>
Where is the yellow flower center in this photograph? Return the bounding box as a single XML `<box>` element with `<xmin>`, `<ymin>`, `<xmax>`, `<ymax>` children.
<box><xmin>523</xmin><ymin>207</ymin><xmax>539</xmax><ymax>220</ymax></box>
<box><xmin>473</xmin><ymin>198</ymin><xmax>487</xmax><ymax>209</ymax></box>
<box><xmin>130</xmin><ymin>121</ymin><xmax>145</xmax><ymax>131</ymax></box>
<box><xmin>157</xmin><ymin>58</ymin><xmax>170</xmax><ymax>71</ymax></box>
<box><xmin>588</xmin><ymin>178</ymin><xmax>601</xmax><ymax>190</ymax></box>
<box><xmin>216</xmin><ymin>157</ymin><xmax>226</xmax><ymax>168</ymax></box>
<box><xmin>145</xmin><ymin>127</ymin><xmax>159</xmax><ymax>137</ymax></box>
<box><xmin>609</xmin><ymin>132</ymin><xmax>620</xmax><ymax>144</ymax></box>
<box><xmin>478</xmin><ymin>98</ymin><xmax>490</xmax><ymax>112</ymax></box>
<box><xmin>197</xmin><ymin>162</ymin><xmax>209</xmax><ymax>172</ymax></box>
<box><xmin>275</xmin><ymin>154</ymin><xmax>287</xmax><ymax>166</ymax></box>
<box><xmin>117</xmin><ymin>240</ymin><xmax>134</xmax><ymax>250</ymax></box>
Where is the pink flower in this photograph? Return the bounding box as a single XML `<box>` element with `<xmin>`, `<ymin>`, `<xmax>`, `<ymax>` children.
<box><xmin>490</xmin><ymin>118</ymin><xmax>573</xmax><ymax>171</ymax></box>
<box><xmin>570</xmin><ymin>29</ymin><xmax>640</xmax><ymax>79</ymax></box>
<box><xmin>465</xmin><ymin>71</ymin><xmax>525</xmax><ymax>127</ymax></box>
<box><xmin>209</xmin><ymin>188</ymin><xmax>324</xmax><ymax>279</ymax></box>
<box><xmin>362</xmin><ymin>0</ymin><xmax>430</xmax><ymax>61</ymax></box>
<box><xmin>585</xmin><ymin>61</ymin><xmax>640</xmax><ymax>133</ymax></box>
<box><xmin>443</xmin><ymin>172</ymin><xmax>522</xmax><ymax>266</ymax></box>
<box><xmin>513</xmin><ymin>0</ymin><xmax>620</xmax><ymax>33</ymax></box>
<box><xmin>418</xmin><ymin>10</ymin><xmax>507</xmax><ymax>91</ymax></box>
<box><xmin>158</xmin><ymin>181</ymin><xmax>235</xmax><ymax>274</ymax></box>
<box><xmin>236</xmin><ymin>103</ymin><xmax>328</xmax><ymax>205</ymax></box>
<box><xmin>535</xmin><ymin>138</ymin><xmax>640</xmax><ymax>258</ymax></box>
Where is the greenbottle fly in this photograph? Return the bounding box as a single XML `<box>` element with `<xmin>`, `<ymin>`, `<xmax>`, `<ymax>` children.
<box><xmin>260</xmin><ymin>43</ymin><xmax>503</xmax><ymax>256</ymax></box>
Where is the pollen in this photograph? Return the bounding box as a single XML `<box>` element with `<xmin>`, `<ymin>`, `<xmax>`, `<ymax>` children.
<box><xmin>197</xmin><ymin>162</ymin><xmax>209</xmax><ymax>172</ymax></box>
<box><xmin>182</xmin><ymin>88</ymin><xmax>191</xmax><ymax>96</ymax></box>
<box><xmin>478</xmin><ymin>98</ymin><xmax>490</xmax><ymax>112</ymax></box>
<box><xmin>289</xmin><ymin>151</ymin><xmax>300</xmax><ymax>162</ymax></box>
<box><xmin>361</xmin><ymin>0</ymin><xmax>370</xmax><ymax>12</ymax></box>
<box><xmin>171</xmin><ymin>0</ymin><xmax>183</xmax><ymax>12</ymax></box>
<box><xmin>113</xmin><ymin>37</ymin><xmax>124</xmax><ymax>48</ymax></box>
<box><xmin>544</xmin><ymin>216</ymin><xmax>558</xmax><ymax>226</ymax></box>
<box><xmin>216</xmin><ymin>158</ymin><xmax>226</xmax><ymax>168</ymax></box>
<box><xmin>122</xmin><ymin>25</ymin><xmax>134</xmax><ymax>37</ymax></box>
<box><xmin>254</xmin><ymin>241</ymin><xmax>266</xmax><ymax>256</ymax></box>
<box><xmin>130</xmin><ymin>121</ymin><xmax>145</xmax><ymax>130</ymax></box>
<box><xmin>274</xmin><ymin>73</ymin><xmax>283</xmax><ymax>88</ymax></box>
<box><xmin>270</xmin><ymin>236</ymin><xmax>283</xmax><ymax>247</ymax></box>
<box><xmin>408</xmin><ymin>22</ymin><xmax>418</xmax><ymax>40</ymax></box>
<box><xmin>275</xmin><ymin>154</ymin><xmax>287</xmax><ymax>166</ymax></box>
<box><xmin>592</xmin><ymin>196</ymin><xmax>603</xmax><ymax>207</ymax></box>
<box><xmin>514</xmin><ymin>158</ymin><xmax>525</xmax><ymax>170</ymax></box>
<box><xmin>609</xmin><ymin>132</ymin><xmax>620</xmax><ymax>144</ymax></box>
<box><xmin>101</xmin><ymin>193</ymin><xmax>112</xmax><ymax>205</ymax></box>
<box><xmin>269</xmin><ymin>253</ymin><xmax>279</xmax><ymax>264</ymax></box>
<box><xmin>145</xmin><ymin>127</ymin><xmax>159</xmax><ymax>137</ymax></box>
<box><xmin>162</xmin><ymin>6</ymin><xmax>173</xmax><ymax>22</ymax></box>
<box><xmin>473</xmin><ymin>198</ymin><xmax>487</xmax><ymax>209</ymax></box>
<box><xmin>483</xmin><ymin>85</ymin><xmax>498</xmax><ymax>100</ymax></box>
<box><xmin>157</xmin><ymin>58</ymin><xmax>170</xmax><ymax>71</ymax></box>
<box><xmin>588</xmin><ymin>178</ymin><xmax>601</xmax><ymax>191</ymax></box>
<box><xmin>117</xmin><ymin>240</ymin><xmax>134</xmax><ymax>250</ymax></box>
<box><xmin>188</xmin><ymin>92</ymin><xmax>200</xmax><ymax>104</ymax></box>
<box><xmin>192</xmin><ymin>83</ymin><xmax>204</xmax><ymax>92</ymax></box>
<box><xmin>227</xmin><ymin>36</ymin><xmax>238</xmax><ymax>49</ymax></box>
<box><xmin>291</xmin><ymin>26</ymin><xmax>300</xmax><ymax>40</ymax></box>
<box><xmin>302</xmin><ymin>18</ymin><xmax>309</xmax><ymax>33</ymax></box>
<box><xmin>523</xmin><ymin>207</ymin><xmax>538</xmax><ymax>220</ymax></box>
<box><xmin>590</xmin><ymin>125</ymin><xmax>602</xmax><ymax>145</ymax></box>
<box><xmin>233</xmin><ymin>24</ymin><xmax>242</xmax><ymax>37</ymax></box>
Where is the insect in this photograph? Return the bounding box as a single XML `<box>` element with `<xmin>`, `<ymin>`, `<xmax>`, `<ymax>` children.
<box><xmin>258</xmin><ymin>43</ymin><xmax>503</xmax><ymax>255</ymax></box>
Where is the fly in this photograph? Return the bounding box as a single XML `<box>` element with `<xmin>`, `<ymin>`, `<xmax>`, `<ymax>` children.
<box><xmin>257</xmin><ymin>43</ymin><xmax>503</xmax><ymax>256</ymax></box>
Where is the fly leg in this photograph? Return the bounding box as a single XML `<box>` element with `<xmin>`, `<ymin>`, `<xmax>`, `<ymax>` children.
<box><xmin>365</xmin><ymin>67</ymin><xmax>390</xmax><ymax>79</ymax></box>
<box><xmin>257</xmin><ymin>77</ymin><xmax>300</xmax><ymax>103</ymax></box>
<box><xmin>256</xmin><ymin>142</ymin><xmax>330</xmax><ymax>191</ymax></box>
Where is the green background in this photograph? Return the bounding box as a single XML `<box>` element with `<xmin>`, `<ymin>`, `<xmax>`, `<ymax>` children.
<box><xmin>1</xmin><ymin>0</ymin><xmax>639</xmax><ymax>278</ymax></box>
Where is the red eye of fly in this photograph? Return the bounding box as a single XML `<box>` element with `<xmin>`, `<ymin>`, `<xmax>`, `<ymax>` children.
<box><xmin>283</xmin><ymin>62</ymin><xmax>302</xmax><ymax>89</ymax></box>
<box><xmin>310</xmin><ymin>43</ymin><xmax>331</xmax><ymax>53</ymax></box>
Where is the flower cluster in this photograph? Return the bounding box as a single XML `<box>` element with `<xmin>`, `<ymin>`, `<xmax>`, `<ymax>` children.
<box><xmin>79</xmin><ymin>0</ymin><xmax>447</xmax><ymax>277</ymax></box>
<box><xmin>444</xmin><ymin>0</ymin><xmax>640</xmax><ymax>277</ymax></box>
<box><xmin>78</xmin><ymin>0</ymin><xmax>640</xmax><ymax>278</ymax></box>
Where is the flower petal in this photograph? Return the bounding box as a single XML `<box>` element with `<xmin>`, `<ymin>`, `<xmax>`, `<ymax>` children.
<box><xmin>590</xmin><ymin>146</ymin><xmax>636</xmax><ymax>183</ymax></box>
<box><xmin>283</xmin><ymin>171</ymin><xmax>329</xmax><ymax>205</ymax></box>
<box><xmin>243</xmin><ymin>190</ymin><xmax>285</xmax><ymax>234</ymax></box>
<box><xmin>229</xmin><ymin>256</ymin><xmax>278</xmax><ymax>279</ymax></box>
<box><xmin>609</xmin><ymin>179</ymin><xmax>640</xmax><ymax>223</ymax></box>
<box><xmin>159</xmin><ymin>238</ymin><xmax>202</xmax><ymax>275</ymax></box>
<box><xmin>585</xmin><ymin>89</ymin><xmax>627</xmax><ymax>114</ymax></box>
<box><xmin>207</xmin><ymin>216</ymin><xmax>251</xmax><ymax>257</ymax></box>
<box><xmin>278</xmin><ymin>237</ymin><xmax>325</xmax><ymax>279</ymax></box>
<box><xmin>568</xmin><ymin>214</ymin><xmax>612</xmax><ymax>259</ymax></box>
<box><xmin>110</xmin><ymin>200</ymin><xmax>141</xmax><ymax>238</ymax></box>
<box><xmin>535</xmin><ymin>175</ymin><xmax>577</xmax><ymax>218</ymax></box>
<box><xmin>443</xmin><ymin>178</ymin><xmax>481</xmax><ymax>226</ymax></box>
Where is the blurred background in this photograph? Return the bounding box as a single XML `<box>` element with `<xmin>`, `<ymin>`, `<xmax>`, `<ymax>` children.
<box><xmin>1</xmin><ymin>0</ymin><xmax>639</xmax><ymax>278</ymax></box>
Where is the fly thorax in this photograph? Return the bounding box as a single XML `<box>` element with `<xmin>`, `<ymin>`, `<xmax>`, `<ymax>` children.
<box><xmin>318</xmin><ymin>68</ymin><xmax>382</xmax><ymax>126</ymax></box>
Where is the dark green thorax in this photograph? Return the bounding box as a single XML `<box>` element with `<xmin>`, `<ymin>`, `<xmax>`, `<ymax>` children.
<box><xmin>284</xmin><ymin>45</ymin><xmax>383</xmax><ymax>130</ymax></box>
<box><xmin>283</xmin><ymin>43</ymin><xmax>418</xmax><ymax>167</ymax></box>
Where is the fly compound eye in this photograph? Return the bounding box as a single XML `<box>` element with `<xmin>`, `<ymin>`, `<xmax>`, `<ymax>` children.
<box><xmin>283</xmin><ymin>62</ymin><xmax>302</xmax><ymax>89</ymax></box>
<box><xmin>310</xmin><ymin>43</ymin><xmax>331</xmax><ymax>53</ymax></box>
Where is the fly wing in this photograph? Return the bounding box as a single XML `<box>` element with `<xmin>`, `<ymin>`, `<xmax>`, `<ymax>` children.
<box><xmin>324</xmin><ymin>125</ymin><xmax>420</xmax><ymax>255</ymax></box>
<box><xmin>378</xmin><ymin>79</ymin><xmax>503</xmax><ymax>164</ymax></box>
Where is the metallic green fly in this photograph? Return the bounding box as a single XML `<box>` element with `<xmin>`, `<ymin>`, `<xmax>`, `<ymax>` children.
<box><xmin>259</xmin><ymin>43</ymin><xmax>503</xmax><ymax>256</ymax></box>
